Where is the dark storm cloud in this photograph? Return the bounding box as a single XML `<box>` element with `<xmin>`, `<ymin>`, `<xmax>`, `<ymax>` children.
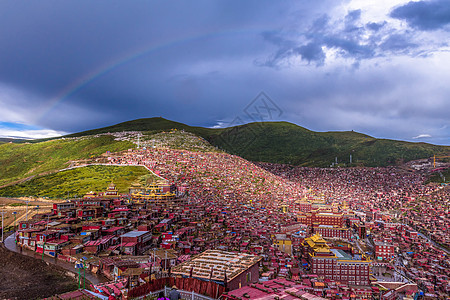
<box><xmin>390</xmin><ymin>0</ymin><xmax>450</xmax><ymax>31</ymax></box>
<box><xmin>259</xmin><ymin>12</ymin><xmax>374</xmax><ymax>66</ymax></box>
<box><xmin>259</xmin><ymin>4</ymin><xmax>449</xmax><ymax>68</ymax></box>
<box><xmin>0</xmin><ymin>0</ymin><xmax>291</xmax><ymax>131</ymax></box>
<box><xmin>0</xmin><ymin>1</ymin><xmax>448</xmax><ymax>145</ymax></box>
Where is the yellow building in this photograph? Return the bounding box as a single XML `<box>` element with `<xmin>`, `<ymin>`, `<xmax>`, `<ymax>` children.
<box><xmin>104</xmin><ymin>182</ymin><xmax>119</xmax><ymax>197</ymax></box>
<box><xmin>280</xmin><ymin>204</ymin><xmax>289</xmax><ymax>213</ymax></box>
<box><xmin>273</xmin><ymin>234</ymin><xmax>292</xmax><ymax>255</ymax></box>
<box><xmin>129</xmin><ymin>180</ymin><xmax>182</xmax><ymax>207</ymax></box>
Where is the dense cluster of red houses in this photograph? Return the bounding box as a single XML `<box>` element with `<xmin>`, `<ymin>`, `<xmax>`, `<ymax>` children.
<box><xmin>10</xmin><ymin>147</ymin><xmax>449</xmax><ymax>299</ymax></box>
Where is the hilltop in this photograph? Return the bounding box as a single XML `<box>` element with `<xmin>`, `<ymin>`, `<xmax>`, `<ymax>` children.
<box><xmin>66</xmin><ymin>117</ymin><xmax>449</xmax><ymax>167</ymax></box>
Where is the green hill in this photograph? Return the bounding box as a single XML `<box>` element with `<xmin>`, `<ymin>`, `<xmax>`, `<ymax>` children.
<box><xmin>0</xmin><ymin>165</ymin><xmax>152</xmax><ymax>199</ymax></box>
<box><xmin>66</xmin><ymin>117</ymin><xmax>217</xmax><ymax>138</ymax></box>
<box><xmin>0</xmin><ymin>135</ymin><xmax>133</xmax><ymax>187</ymax></box>
<box><xmin>64</xmin><ymin>117</ymin><xmax>449</xmax><ymax>167</ymax></box>
<box><xmin>211</xmin><ymin>122</ymin><xmax>449</xmax><ymax>166</ymax></box>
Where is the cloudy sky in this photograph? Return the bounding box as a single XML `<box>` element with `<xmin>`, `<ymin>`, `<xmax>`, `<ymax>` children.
<box><xmin>0</xmin><ymin>0</ymin><xmax>449</xmax><ymax>144</ymax></box>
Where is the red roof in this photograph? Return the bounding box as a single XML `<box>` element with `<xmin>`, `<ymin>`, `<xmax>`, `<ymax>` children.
<box><xmin>120</xmin><ymin>242</ymin><xmax>137</xmax><ymax>247</ymax></box>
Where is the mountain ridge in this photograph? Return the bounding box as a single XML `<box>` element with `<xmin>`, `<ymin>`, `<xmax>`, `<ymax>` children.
<box><xmin>64</xmin><ymin>117</ymin><xmax>449</xmax><ymax>167</ymax></box>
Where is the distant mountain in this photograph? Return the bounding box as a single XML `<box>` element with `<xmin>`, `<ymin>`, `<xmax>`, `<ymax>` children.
<box><xmin>0</xmin><ymin>137</ymin><xmax>29</xmax><ymax>143</ymax></box>
<box><xmin>65</xmin><ymin>117</ymin><xmax>449</xmax><ymax>167</ymax></box>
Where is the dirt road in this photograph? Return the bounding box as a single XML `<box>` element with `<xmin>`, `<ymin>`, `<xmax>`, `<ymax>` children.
<box><xmin>0</xmin><ymin>197</ymin><xmax>53</xmax><ymax>227</ymax></box>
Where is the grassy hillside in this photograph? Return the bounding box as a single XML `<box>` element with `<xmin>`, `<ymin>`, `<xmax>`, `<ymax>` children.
<box><xmin>0</xmin><ymin>165</ymin><xmax>152</xmax><ymax>199</ymax></box>
<box><xmin>0</xmin><ymin>135</ymin><xmax>133</xmax><ymax>187</ymax></box>
<box><xmin>426</xmin><ymin>168</ymin><xmax>450</xmax><ymax>184</ymax></box>
<box><xmin>211</xmin><ymin>122</ymin><xmax>449</xmax><ymax>166</ymax></box>
<box><xmin>62</xmin><ymin>117</ymin><xmax>449</xmax><ymax>167</ymax></box>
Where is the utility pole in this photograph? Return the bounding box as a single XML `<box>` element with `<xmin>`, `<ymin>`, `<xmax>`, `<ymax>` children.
<box><xmin>78</xmin><ymin>265</ymin><xmax>81</xmax><ymax>289</ymax></box>
<box><xmin>0</xmin><ymin>211</ymin><xmax>6</xmax><ymax>243</ymax></box>
<box><xmin>25</xmin><ymin>200</ymin><xmax>29</xmax><ymax>222</ymax></box>
<box><xmin>83</xmin><ymin>261</ymin><xmax>86</xmax><ymax>290</ymax></box>
<box><xmin>12</xmin><ymin>211</ymin><xmax>17</xmax><ymax>232</ymax></box>
<box><xmin>42</xmin><ymin>234</ymin><xmax>46</xmax><ymax>260</ymax></box>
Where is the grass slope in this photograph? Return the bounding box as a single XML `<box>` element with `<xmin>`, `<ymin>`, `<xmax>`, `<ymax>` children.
<box><xmin>0</xmin><ymin>135</ymin><xmax>133</xmax><ymax>187</ymax></box>
<box><xmin>212</xmin><ymin>122</ymin><xmax>449</xmax><ymax>166</ymax></box>
<box><xmin>426</xmin><ymin>168</ymin><xmax>450</xmax><ymax>184</ymax></box>
<box><xmin>0</xmin><ymin>165</ymin><xmax>152</xmax><ymax>199</ymax></box>
<box><xmin>64</xmin><ymin>118</ymin><xmax>449</xmax><ymax>167</ymax></box>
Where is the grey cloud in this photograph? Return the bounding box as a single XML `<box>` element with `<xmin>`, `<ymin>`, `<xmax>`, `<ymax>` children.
<box><xmin>295</xmin><ymin>42</ymin><xmax>326</xmax><ymax>65</ymax></box>
<box><xmin>380</xmin><ymin>33</ymin><xmax>418</xmax><ymax>52</ymax></box>
<box><xmin>390</xmin><ymin>0</ymin><xmax>450</xmax><ymax>31</ymax></box>
<box><xmin>323</xmin><ymin>36</ymin><xmax>374</xmax><ymax>59</ymax></box>
<box><xmin>261</xmin><ymin>12</ymin><xmax>373</xmax><ymax>66</ymax></box>
<box><xmin>261</xmin><ymin>31</ymin><xmax>295</xmax><ymax>48</ymax></box>
<box><xmin>366</xmin><ymin>22</ymin><xmax>386</xmax><ymax>31</ymax></box>
<box><xmin>345</xmin><ymin>9</ymin><xmax>362</xmax><ymax>23</ymax></box>
<box><xmin>344</xmin><ymin>9</ymin><xmax>362</xmax><ymax>32</ymax></box>
<box><xmin>309</xmin><ymin>14</ymin><xmax>331</xmax><ymax>34</ymax></box>
<box><xmin>260</xmin><ymin>4</ymin><xmax>446</xmax><ymax>68</ymax></box>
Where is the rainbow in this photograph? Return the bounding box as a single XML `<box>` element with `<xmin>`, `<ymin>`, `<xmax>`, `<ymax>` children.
<box><xmin>37</xmin><ymin>28</ymin><xmax>261</xmax><ymax>122</ymax></box>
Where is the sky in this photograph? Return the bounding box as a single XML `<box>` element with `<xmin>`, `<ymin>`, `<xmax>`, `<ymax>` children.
<box><xmin>0</xmin><ymin>0</ymin><xmax>449</xmax><ymax>145</ymax></box>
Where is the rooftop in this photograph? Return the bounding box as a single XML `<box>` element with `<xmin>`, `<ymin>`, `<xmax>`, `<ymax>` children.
<box><xmin>330</xmin><ymin>249</ymin><xmax>352</xmax><ymax>260</ymax></box>
<box><xmin>171</xmin><ymin>249</ymin><xmax>261</xmax><ymax>282</ymax></box>
<box><xmin>120</xmin><ymin>230</ymin><xmax>149</xmax><ymax>238</ymax></box>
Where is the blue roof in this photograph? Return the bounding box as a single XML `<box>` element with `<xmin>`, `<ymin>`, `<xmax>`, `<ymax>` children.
<box><xmin>120</xmin><ymin>230</ymin><xmax>149</xmax><ymax>238</ymax></box>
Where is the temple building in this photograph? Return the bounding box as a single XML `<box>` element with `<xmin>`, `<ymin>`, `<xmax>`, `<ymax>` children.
<box><xmin>298</xmin><ymin>210</ymin><xmax>344</xmax><ymax>227</ymax></box>
<box><xmin>303</xmin><ymin>234</ymin><xmax>371</xmax><ymax>286</ymax></box>
<box><xmin>104</xmin><ymin>182</ymin><xmax>119</xmax><ymax>197</ymax></box>
<box><xmin>84</xmin><ymin>182</ymin><xmax>119</xmax><ymax>198</ymax></box>
<box><xmin>312</xmin><ymin>225</ymin><xmax>352</xmax><ymax>240</ymax></box>
<box><xmin>129</xmin><ymin>180</ymin><xmax>182</xmax><ymax>207</ymax></box>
